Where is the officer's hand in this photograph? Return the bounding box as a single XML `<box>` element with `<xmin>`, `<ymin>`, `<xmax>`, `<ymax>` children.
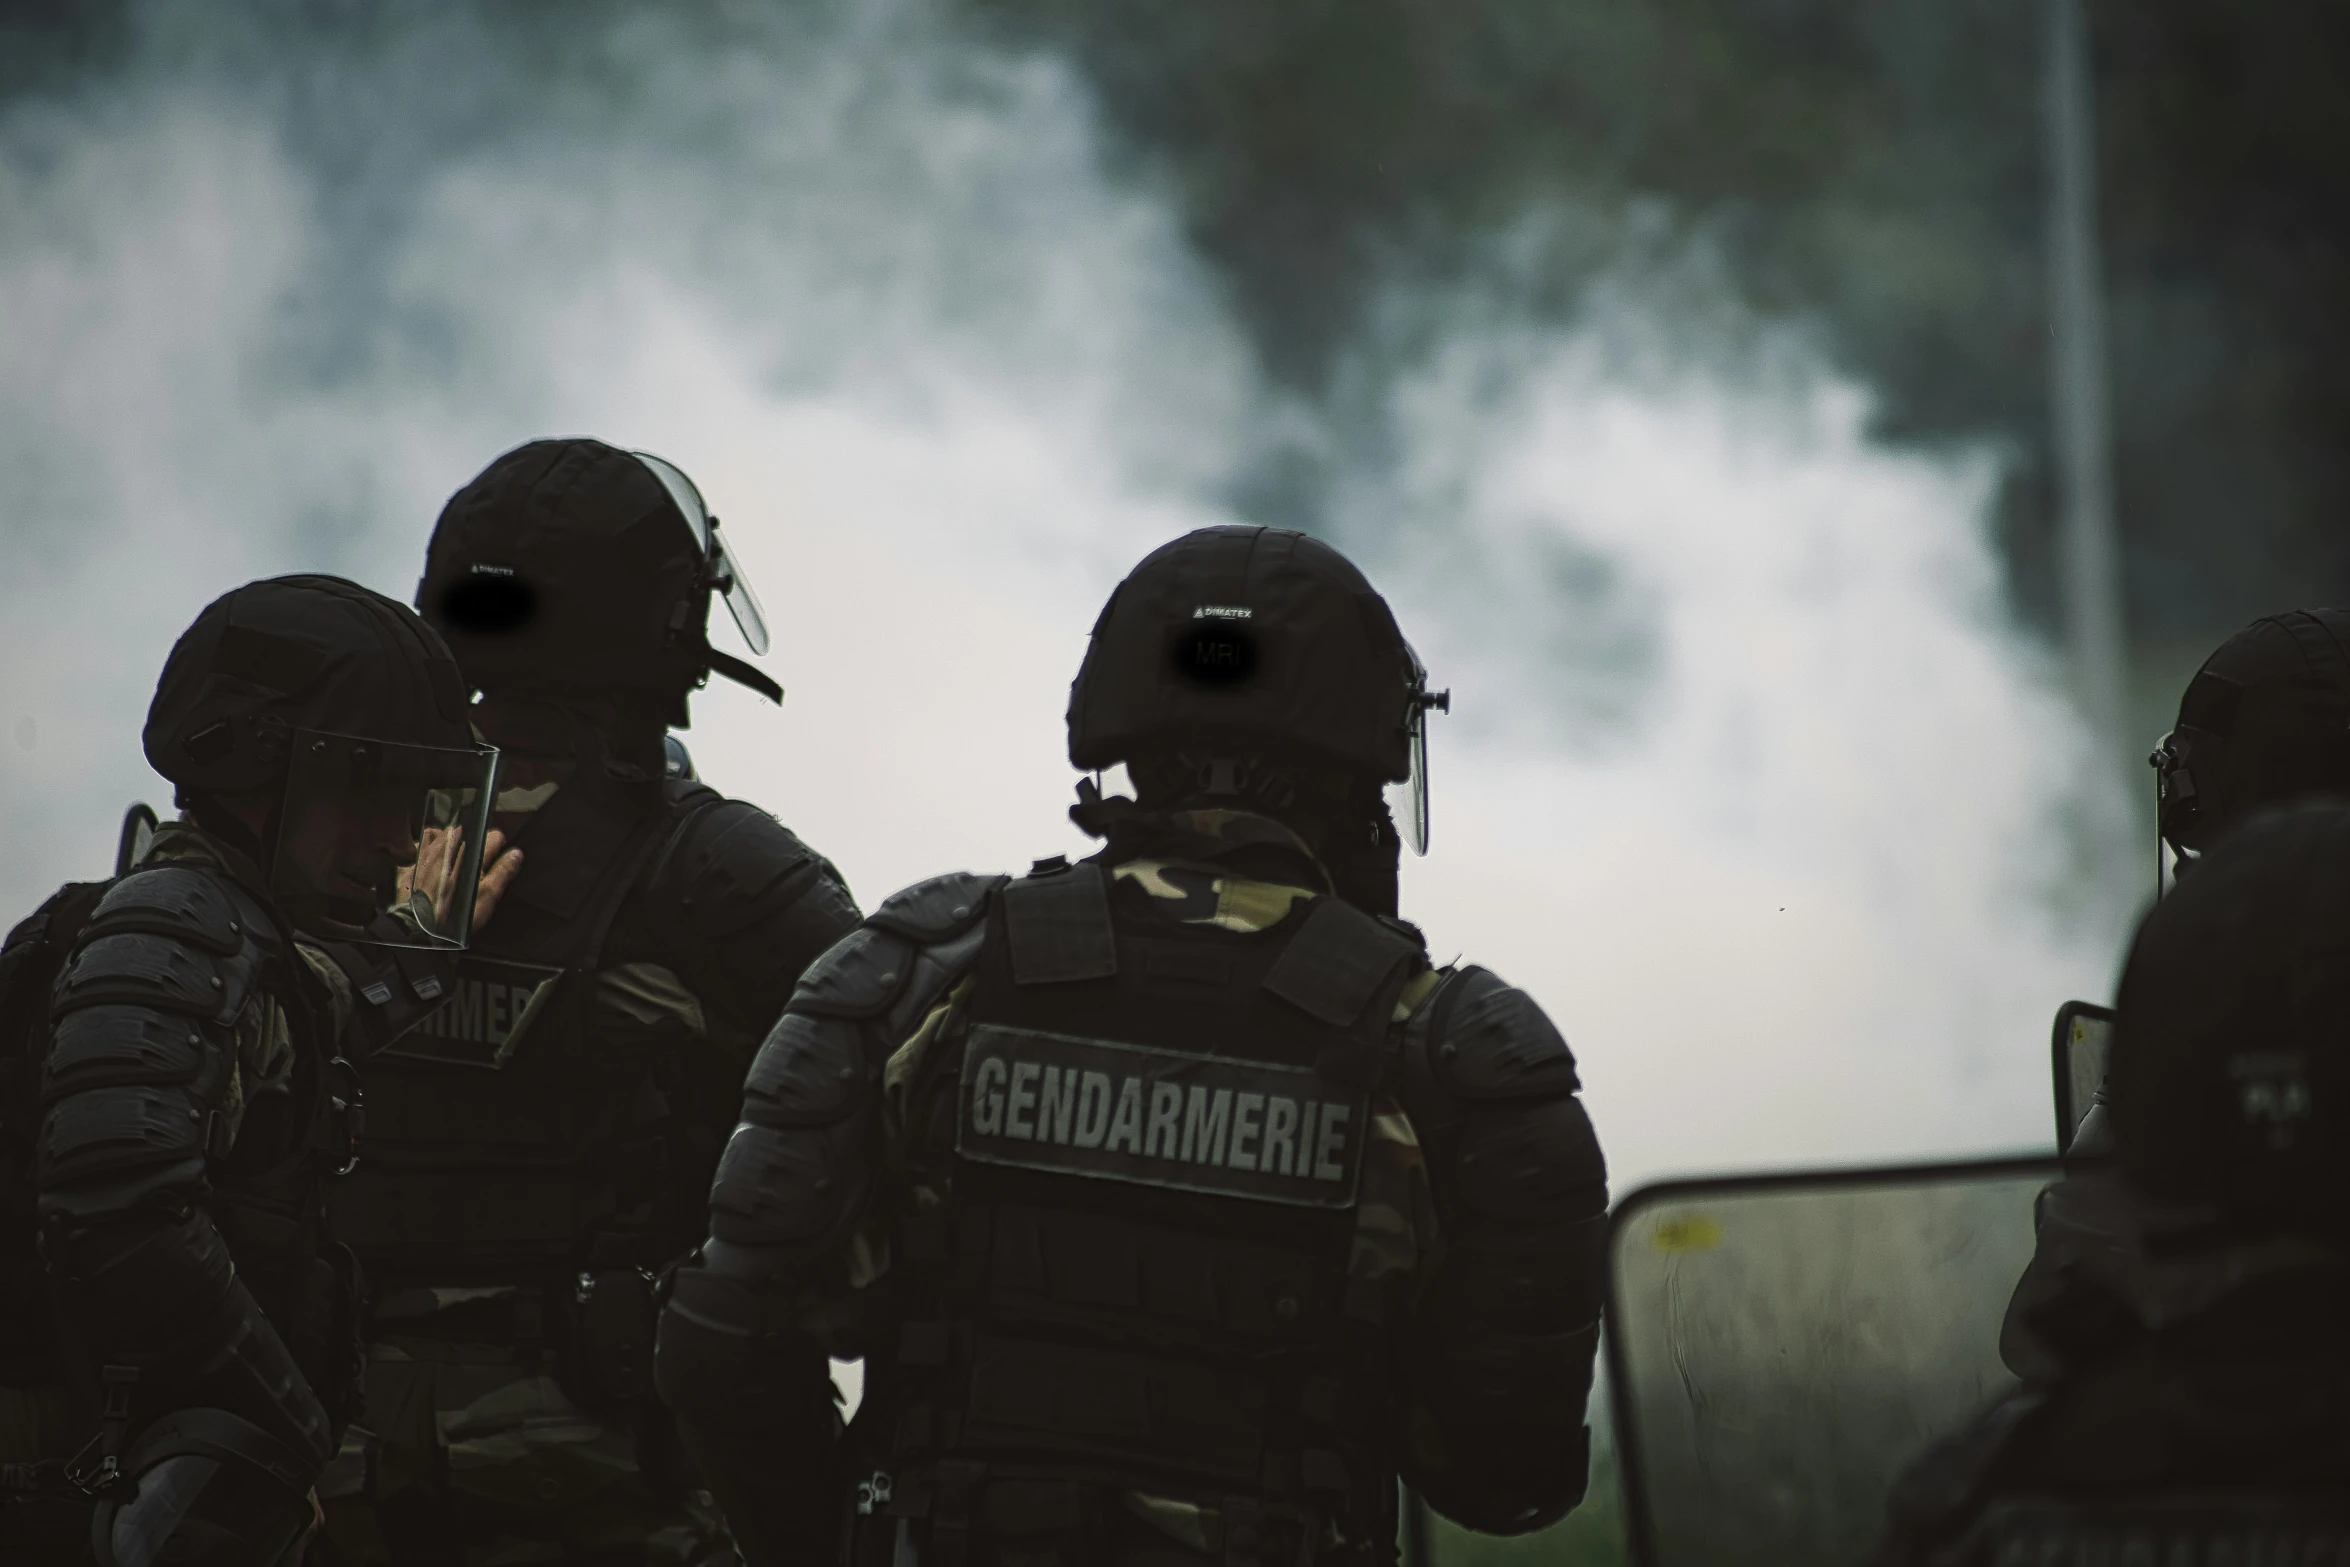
<box><xmin>472</xmin><ymin>827</ymin><xmax>523</xmax><ymax>931</ymax></box>
<box><xmin>404</xmin><ymin>826</ymin><xmax>523</xmax><ymax>934</ymax></box>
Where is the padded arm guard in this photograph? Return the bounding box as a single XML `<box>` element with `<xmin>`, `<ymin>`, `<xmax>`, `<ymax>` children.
<box><xmin>1392</xmin><ymin>965</ymin><xmax>1608</xmax><ymax>1535</ymax></box>
<box><xmin>644</xmin><ymin>792</ymin><xmax>864</xmax><ymax>1036</ymax></box>
<box><xmin>36</xmin><ymin>867</ymin><xmax>334</xmax><ymax>1472</ymax></box>
<box><xmin>657</xmin><ymin>871</ymin><xmax>1002</xmax><ymax>1562</ymax></box>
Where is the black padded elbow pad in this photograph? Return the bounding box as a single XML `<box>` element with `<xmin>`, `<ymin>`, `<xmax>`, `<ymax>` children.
<box><xmin>707</xmin><ymin>1119</ymin><xmax>871</xmax><ymax>1257</ymax></box>
<box><xmin>1451</xmin><ymin>1096</ymin><xmax>1608</xmax><ymax>1228</ymax></box>
<box><xmin>740</xmin><ymin>1013</ymin><xmax>870</xmax><ymax>1129</ymax></box>
<box><xmin>653</xmin><ymin>795</ymin><xmax>863</xmax><ymax>1021</ymax></box>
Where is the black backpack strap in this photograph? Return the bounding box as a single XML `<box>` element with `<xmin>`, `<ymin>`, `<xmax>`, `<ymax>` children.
<box><xmin>1000</xmin><ymin>864</ymin><xmax>1118</xmax><ymax>985</ymax></box>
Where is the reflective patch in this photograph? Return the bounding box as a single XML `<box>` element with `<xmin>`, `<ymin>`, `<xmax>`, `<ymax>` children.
<box><xmin>956</xmin><ymin>1024</ymin><xmax>1366</xmax><ymax>1208</ymax></box>
<box><xmin>383</xmin><ymin>956</ymin><xmax>564</xmax><ymax>1069</ymax></box>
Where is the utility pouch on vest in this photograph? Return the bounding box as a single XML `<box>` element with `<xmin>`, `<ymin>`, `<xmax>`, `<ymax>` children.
<box><xmin>558</xmin><ymin>1267</ymin><xmax>658</xmax><ymax>1412</ymax></box>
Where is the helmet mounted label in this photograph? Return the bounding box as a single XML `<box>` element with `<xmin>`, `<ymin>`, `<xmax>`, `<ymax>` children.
<box><xmin>1172</xmin><ymin>617</ymin><xmax>1258</xmax><ymax>687</ymax></box>
<box><xmin>438</xmin><ymin>566</ymin><xmax>537</xmax><ymax>634</ymax></box>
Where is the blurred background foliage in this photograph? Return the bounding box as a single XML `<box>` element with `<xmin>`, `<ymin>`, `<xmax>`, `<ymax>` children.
<box><xmin>962</xmin><ymin>0</ymin><xmax>2350</xmax><ymax>705</ymax></box>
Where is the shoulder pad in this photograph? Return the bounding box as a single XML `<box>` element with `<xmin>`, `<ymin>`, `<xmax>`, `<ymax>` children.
<box><xmin>45</xmin><ymin>1006</ymin><xmax>212</xmax><ymax>1101</ymax></box>
<box><xmin>81</xmin><ymin>866</ymin><xmax>261</xmax><ymax>957</ymax></box>
<box><xmin>789</xmin><ymin>926</ymin><xmax>916</xmax><ymax>1019</ymax></box>
<box><xmin>884</xmin><ymin>920</ymin><xmax>986</xmax><ymax>1042</ymax></box>
<box><xmin>664</xmin><ymin>796</ymin><xmax>838</xmax><ymax>937</ymax></box>
<box><xmin>1429</xmin><ymin>966</ymin><xmax>1580</xmax><ymax>1101</ymax></box>
<box><xmin>52</xmin><ymin>920</ymin><xmax>265</xmax><ymax>1030</ymax></box>
<box><xmin>741</xmin><ymin>1011</ymin><xmax>867</xmax><ymax>1128</ymax></box>
<box><xmin>865</xmin><ymin>872</ymin><xmax>1005</xmax><ymax>943</ymax></box>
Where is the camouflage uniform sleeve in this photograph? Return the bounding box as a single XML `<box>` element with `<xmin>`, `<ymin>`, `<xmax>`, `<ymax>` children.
<box><xmin>653</xmin><ymin>872</ymin><xmax>1000</xmax><ymax>1567</ymax></box>
<box><xmin>1390</xmin><ymin>965</ymin><xmax>1608</xmax><ymax>1535</ymax></box>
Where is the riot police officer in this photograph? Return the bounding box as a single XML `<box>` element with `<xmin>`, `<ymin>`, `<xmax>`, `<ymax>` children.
<box><xmin>1874</xmin><ymin>801</ymin><xmax>2350</xmax><ymax>1562</ymax></box>
<box><xmin>2021</xmin><ymin>609</ymin><xmax>2350</xmax><ymax>1396</ymax></box>
<box><xmin>0</xmin><ymin>575</ymin><xmax>500</xmax><ymax>1565</ymax></box>
<box><xmin>656</xmin><ymin>525</ymin><xmax>1609</xmax><ymax>1565</ymax></box>
<box><xmin>320</xmin><ymin>438</ymin><xmax>861</xmax><ymax>1563</ymax></box>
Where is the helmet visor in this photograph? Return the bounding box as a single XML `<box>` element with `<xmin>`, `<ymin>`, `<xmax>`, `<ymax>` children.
<box><xmin>1388</xmin><ymin>647</ymin><xmax>1442</xmax><ymax>856</ymax></box>
<box><xmin>634</xmin><ymin>451</ymin><xmax>771</xmax><ymax>656</ymax></box>
<box><xmin>271</xmin><ymin>729</ymin><xmax>500</xmax><ymax>949</ymax></box>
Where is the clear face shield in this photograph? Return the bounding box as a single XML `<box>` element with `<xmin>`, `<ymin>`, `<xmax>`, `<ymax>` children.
<box><xmin>633</xmin><ymin>450</ymin><xmax>770</xmax><ymax>655</ymax></box>
<box><xmin>1386</xmin><ymin>646</ymin><xmax>1450</xmax><ymax>855</ymax></box>
<box><xmin>271</xmin><ymin>729</ymin><xmax>500</xmax><ymax>949</ymax></box>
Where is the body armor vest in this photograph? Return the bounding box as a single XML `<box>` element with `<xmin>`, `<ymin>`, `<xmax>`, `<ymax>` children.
<box><xmin>330</xmin><ymin>771</ymin><xmax>720</xmax><ymax>1294</ymax></box>
<box><xmin>861</xmin><ymin>861</ymin><xmax>1422</xmax><ymax>1567</ymax></box>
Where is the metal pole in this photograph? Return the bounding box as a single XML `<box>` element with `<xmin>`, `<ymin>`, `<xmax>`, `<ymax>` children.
<box><xmin>2044</xmin><ymin>0</ymin><xmax>2130</xmax><ymax>791</ymax></box>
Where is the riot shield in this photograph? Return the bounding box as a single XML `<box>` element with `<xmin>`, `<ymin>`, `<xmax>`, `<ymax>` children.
<box><xmin>1606</xmin><ymin>1156</ymin><xmax>2059</xmax><ymax>1567</ymax></box>
<box><xmin>2050</xmin><ymin>999</ymin><xmax>2114</xmax><ymax>1151</ymax></box>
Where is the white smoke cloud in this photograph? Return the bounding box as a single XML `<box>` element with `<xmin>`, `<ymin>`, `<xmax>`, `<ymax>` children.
<box><xmin>0</xmin><ymin>1</ymin><xmax>2126</xmax><ymax>1195</ymax></box>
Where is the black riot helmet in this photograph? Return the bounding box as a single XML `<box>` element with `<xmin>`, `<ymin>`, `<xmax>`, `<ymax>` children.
<box><xmin>417</xmin><ymin>437</ymin><xmax>778</xmax><ymax>728</ymax></box>
<box><xmin>146</xmin><ymin>574</ymin><xmax>475</xmax><ymax>798</ymax></box>
<box><xmin>144</xmin><ymin>576</ymin><xmax>500</xmax><ymax>948</ymax></box>
<box><xmin>2152</xmin><ymin>610</ymin><xmax>2350</xmax><ymax>876</ymax></box>
<box><xmin>2109</xmin><ymin>801</ymin><xmax>2350</xmax><ymax>1239</ymax></box>
<box><xmin>1067</xmin><ymin>526</ymin><xmax>1445</xmax><ymax>909</ymax></box>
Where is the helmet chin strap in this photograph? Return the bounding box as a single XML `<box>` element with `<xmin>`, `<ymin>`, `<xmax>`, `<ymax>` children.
<box><xmin>704</xmin><ymin>649</ymin><xmax>783</xmax><ymax>705</ymax></box>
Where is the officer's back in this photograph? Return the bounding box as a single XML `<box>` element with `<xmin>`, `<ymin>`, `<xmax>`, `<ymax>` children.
<box><xmin>1874</xmin><ymin>803</ymin><xmax>2350</xmax><ymax>1564</ymax></box>
<box><xmin>657</xmin><ymin>526</ymin><xmax>1609</xmax><ymax>1566</ymax></box>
